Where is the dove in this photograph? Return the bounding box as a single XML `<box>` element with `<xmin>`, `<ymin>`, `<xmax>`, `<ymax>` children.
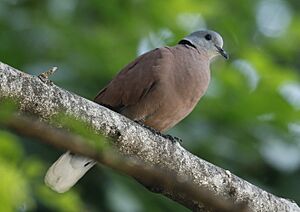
<box><xmin>45</xmin><ymin>29</ymin><xmax>228</xmax><ymax>193</ymax></box>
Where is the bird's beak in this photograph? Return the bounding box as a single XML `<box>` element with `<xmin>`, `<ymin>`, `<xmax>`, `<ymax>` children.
<box><xmin>215</xmin><ymin>45</ymin><xmax>229</xmax><ymax>60</ymax></box>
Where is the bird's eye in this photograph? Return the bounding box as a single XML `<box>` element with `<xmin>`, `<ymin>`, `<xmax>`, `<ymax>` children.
<box><xmin>205</xmin><ymin>34</ymin><xmax>212</xmax><ymax>41</ymax></box>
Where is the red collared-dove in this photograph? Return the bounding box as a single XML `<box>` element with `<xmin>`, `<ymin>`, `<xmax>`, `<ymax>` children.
<box><xmin>45</xmin><ymin>30</ymin><xmax>228</xmax><ymax>193</ymax></box>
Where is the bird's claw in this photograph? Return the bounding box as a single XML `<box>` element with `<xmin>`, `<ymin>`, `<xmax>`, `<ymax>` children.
<box><xmin>134</xmin><ymin>120</ymin><xmax>182</xmax><ymax>143</ymax></box>
<box><xmin>134</xmin><ymin>120</ymin><xmax>159</xmax><ymax>134</ymax></box>
<box><xmin>161</xmin><ymin>134</ymin><xmax>182</xmax><ymax>143</ymax></box>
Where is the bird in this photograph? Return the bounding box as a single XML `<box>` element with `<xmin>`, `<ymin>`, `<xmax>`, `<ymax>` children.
<box><xmin>44</xmin><ymin>29</ymin><xmax>228</xmax><ymax>193</ymax></box>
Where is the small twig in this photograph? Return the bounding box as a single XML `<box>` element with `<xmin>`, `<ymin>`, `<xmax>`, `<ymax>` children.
<box><xmin>38</xmin><ymin>67</ymin><xmax>58</xmax><ymax>85</ymax></box>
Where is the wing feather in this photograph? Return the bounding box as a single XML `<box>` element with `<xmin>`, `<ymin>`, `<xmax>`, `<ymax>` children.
<box><xmin>94</xmin><ymin>48</ymin><xmax>172</xmax><ymax>119</ymax></box>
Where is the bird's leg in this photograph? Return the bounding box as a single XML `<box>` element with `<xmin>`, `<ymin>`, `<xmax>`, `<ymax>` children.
<box><xmin>134</xmin><ymin>120</ymin><xmax>182</xmax><ymax>143</ymax></box>
<box><xmin>38</xmin><ymin>67</ymin><xmax>58</xmax><ymax>85</ymax></box>
<box><xmin>134</xmin><ymin>120</ymin><xmax>160</xmax><ymax>135</ymax></box>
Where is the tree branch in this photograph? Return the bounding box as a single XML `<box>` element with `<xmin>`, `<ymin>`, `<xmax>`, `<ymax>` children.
<box><xmin>0</xmin><ymin>62</ymin><xmax>299</xmax><ymax>212</ymax></box>
<box><xmin>4</xmin><ymin>114</ymin><xmax>246</xmax><ymax>212</ymax></box>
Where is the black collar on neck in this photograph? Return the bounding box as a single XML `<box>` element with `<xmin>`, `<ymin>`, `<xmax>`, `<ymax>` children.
<box><xmin>178</xmin><ymin>39</ymin><xmax>197</xmax><ymax>49</ymax></box>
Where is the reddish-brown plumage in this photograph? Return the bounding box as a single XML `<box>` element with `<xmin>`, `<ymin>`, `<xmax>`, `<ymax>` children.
<box><xmin>45</xmin><ymin>30</ymin><xmax>227</xmax><ymax>194</ymax></box>
<box><xmin>94</xmin><ymin>44</ymin><xmax>211</xmax><ymax>132</ymax></box>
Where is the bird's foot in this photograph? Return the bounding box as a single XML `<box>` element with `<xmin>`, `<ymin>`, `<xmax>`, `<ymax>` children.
<box><xmin>134</xmin><ymin>120</ymin><xmax>160</xmax><ymax>135</ymax></box>
<box><xmin>38</xmin><ymin>67</ymin><xmax>58</xmax><ymax>85</ymax></box>
<box><xmin>161</xmin><ymin>134</ymin><xmax>182</xmax><ymax>143</ymax></box>
<box><xmin>134</xmin><ymin>120</ymin><xmax>182</xmax><ymax>143</ymax></box>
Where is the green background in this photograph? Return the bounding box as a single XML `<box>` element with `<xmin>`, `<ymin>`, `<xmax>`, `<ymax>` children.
<box><xmin>1</xmin><ymin>0</ymin><xmax>300</xmax><ymax>211</ymax></box>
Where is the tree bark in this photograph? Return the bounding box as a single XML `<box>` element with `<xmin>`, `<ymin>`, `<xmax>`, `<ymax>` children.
<box><xmin>0</xmin><ymin>62</ymin><xmax>299</xmax><ymax>212</ymax></box>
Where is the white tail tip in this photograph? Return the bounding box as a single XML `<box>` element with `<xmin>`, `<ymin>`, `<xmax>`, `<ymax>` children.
<box><xmin>44</xmin><ymin>151</ymin><xmax>96</xmax><ymax>193</ymax></box>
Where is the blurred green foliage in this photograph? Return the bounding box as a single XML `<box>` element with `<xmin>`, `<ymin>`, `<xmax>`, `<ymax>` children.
<box><xmin>1</xmin><ymin>0</ymin><xmax>300</xmax><ymax>211</ymax></box>
<box><xmin>52</xmin><ymin>113</ymin><xmax>109</xmax><ymax>151</ymax></box>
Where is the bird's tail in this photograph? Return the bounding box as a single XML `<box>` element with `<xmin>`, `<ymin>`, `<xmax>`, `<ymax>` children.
<box><xmin>44</xmin><ymin>151</ymin><xmax>96</xmax><ymax>193</ymax></box>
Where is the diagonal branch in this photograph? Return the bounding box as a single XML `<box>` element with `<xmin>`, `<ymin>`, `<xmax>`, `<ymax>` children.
<box><xmin>5</xmin><ymin>114</ymin><xmax>245</xmax><ymax>212</ymax></box>
<box><xmin>0</xmin><ymin>62</ymin><xmax>299</xmax><ymax>212</ymax></box>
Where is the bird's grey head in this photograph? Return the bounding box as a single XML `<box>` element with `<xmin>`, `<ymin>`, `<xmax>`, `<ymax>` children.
<box><xmin>179</xmin><ymin>30</ymin><xmax>229</xmax><ymax>60</ymax></box>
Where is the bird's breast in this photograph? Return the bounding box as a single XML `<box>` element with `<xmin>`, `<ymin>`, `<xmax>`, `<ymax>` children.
<box><xmin>151</xmin><ymin>61</ymin><xmax>210</xmax><ymax>131</ymax></box>
<box><xmin>142</xmin><ymin>46</ymin><xmax>211</xmax><ymax>132</ymax></box>
<box><xmin>174</xmin><ymin>60</ymin><xmax>210</xmax><ymax>103</ymax></box>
